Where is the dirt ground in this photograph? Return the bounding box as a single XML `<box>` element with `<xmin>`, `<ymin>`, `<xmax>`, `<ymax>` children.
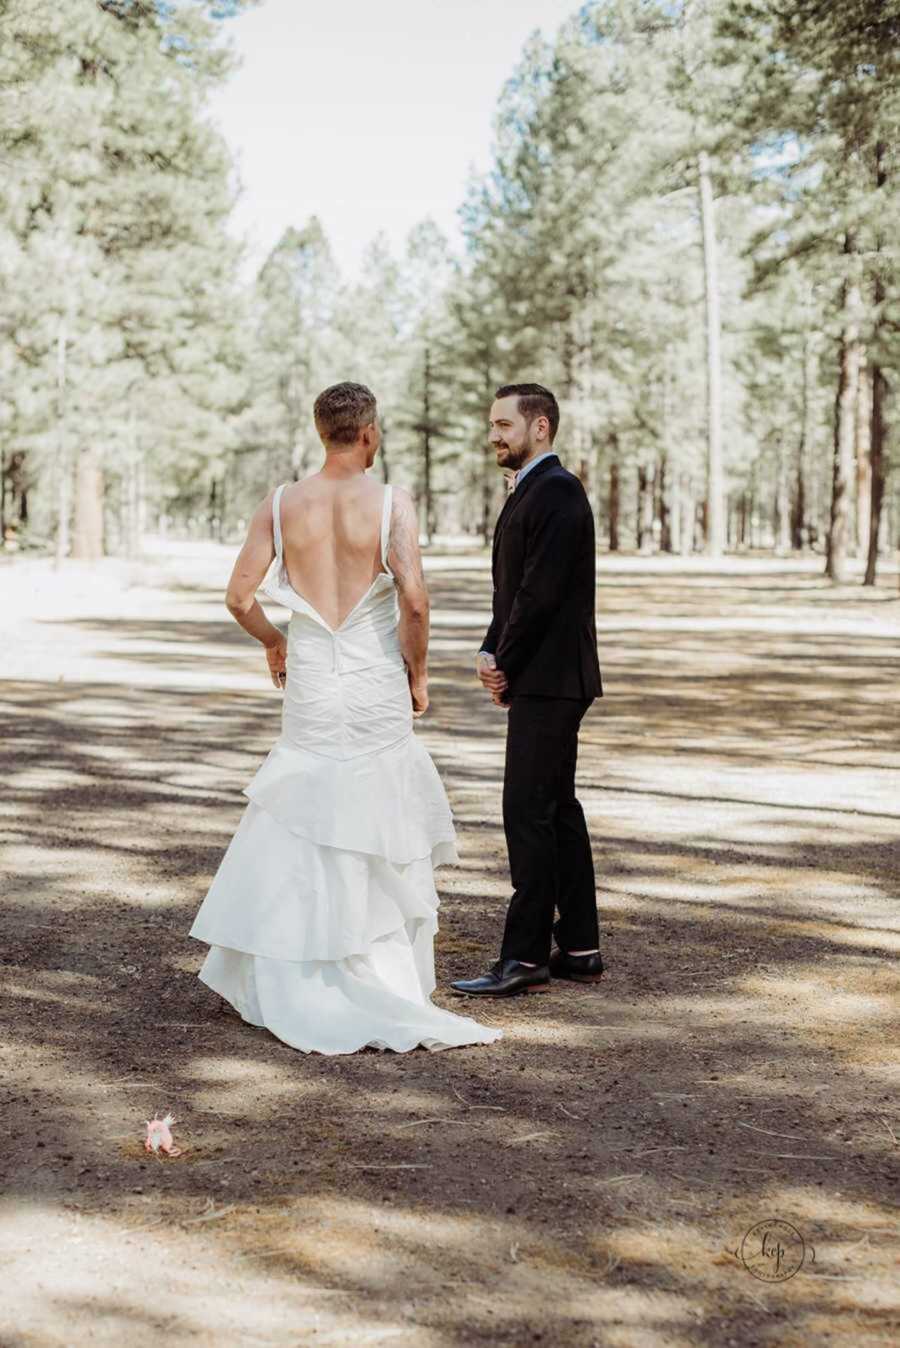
<box><xmin>1</xmin><ymin>543</ymin><xmax>898</xmax><ymax>1348</ymax></box>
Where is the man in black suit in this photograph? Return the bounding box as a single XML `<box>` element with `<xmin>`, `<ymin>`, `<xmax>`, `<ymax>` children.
<box><xmin>451</xmin><ymin>384</ymin><xmax>604</xmax><ymax>998</ymax></box>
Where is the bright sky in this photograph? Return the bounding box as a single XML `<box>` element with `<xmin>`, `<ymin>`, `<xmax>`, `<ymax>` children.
<box><xmin>208</xmin><ymin>0</ymin><xmax>581</xmax><ymax>279</ymax></box>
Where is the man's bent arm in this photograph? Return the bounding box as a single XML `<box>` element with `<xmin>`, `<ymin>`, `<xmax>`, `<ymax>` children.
<box><xmin>388</xmin><ymin>486</ymin><xmax>430</xmax><ymax>682</ymax></box>
<box><xmin>225</xmin><ymin>491</ymin><xmax>284</xmax><ymax>649</ymax></box>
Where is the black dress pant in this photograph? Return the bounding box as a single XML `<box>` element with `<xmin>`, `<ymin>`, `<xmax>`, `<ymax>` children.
<box><xmin>499</xmin><ymin>694</ymin><xmax>599</xmax><ymax>965</ymax></box>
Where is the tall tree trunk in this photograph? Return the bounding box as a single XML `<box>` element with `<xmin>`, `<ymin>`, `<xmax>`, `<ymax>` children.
<box><xmin>679</xmin><ymin>478</ymin><xmax>695</xmax><ymax>556</ymax></box>
<box><xmin>670</xmin><ymin>470</ymin><xmax>682</xmax><ymax>553</ymax></box>
<box><xmin>791</xmin><ymin>465</ymin><xmax>806</xmax><ymax>552</ymax></box>
<box><xmin>658</xmin><ymin>454</ymin><xmax>672</xmax><ymax>552</ymax></box>
<box><xmin>864</xmin><ymin>363</ymin><xmax>887</xmax><ymax>586</ymax></box>
<box><xmin>825</xmin><ymin>321</ymin><xmax>861</xmax><ymax>581</ymax></box>
<box><xmin>589</xmin><ymin>437</ymin><xmax>603</xmax><ymax>522</ymax></box>
<box><xmin>480</xmin><ymin>360</ymin><xmax>493</xmax><ymax>543</ymax></box>
<box><xmin>856</xmin><ymin>358</ymin><xmax>871</xmax><ymax>559</ymax></box>
<box><xmin>71</xmin><ymin>445</ymin><xmax>104</xmax><ymax>560</ymax></box>
<box><xmin>775</xmin><ymin>435</ymin><xmax>790</xmax><ymax>554</ymax></box>
<box><xmin>636</xmin><ymin>466</ymin><xmax>645</xmax><ymax>550</ymax></box>
<box><xmin>637</xmin><ymin>464</ymin><xmax>654</xmax><ymax>553</ymax></box>
<box><xmin>6</xmin><ymin>451</ymin><xmax>28</xmax><ymax>529</ymax></box>
<box><xmin>608</xmin><ymin>456</ymin><xmax>620</xmax><ymax>552</ymax></box>
<box><xmin>422</xmin><ymin>345</ymin><xmax>435</xmax><ymax>543</ymax></box>
<box><xmin>208</xmin><ymin>478</ymin><xmax>218</xmax><ymax>538</ymax></box>
<box><xmin>698</xmin><ymin>149</ymin><xmax>725</xmax><ymax>557</ymax></box>
<box><xmin>864</xmin><ymin>226</ymin><xmax>888</xmax><ymax>582</ymax></box>
<box><xmin>826</xmin><ymin>261</ymin><xmax>862</xmax><ymax>582</ymax></box>
<box><xmin>646</xmin><ymin>463</ymin><xmax>657</xmax><ymax>552</ymax></box>
<box><xmin>480</xmin><ymin>446</ymin><xmax>492</xmax><ymax>544</ymax></box>
<box><xmin>792</xmin><ymin>329</ymin><xmax>816</xmax><ymax>549</ymax></box>
<box><xmin>659</xmin><ymin>350</ymin><xmax>673</xmax><ymax>553</ymax></box>
<box><xmin>864</xmin><ymin>142</ymin><xmax>888</xmax><ymax>587</ymax></box>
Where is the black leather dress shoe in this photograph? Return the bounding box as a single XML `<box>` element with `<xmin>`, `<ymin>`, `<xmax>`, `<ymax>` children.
<box><xmin>450</xmin><ymin>958</ymin><xmax>551</xmax><ymax>997</ymax></box>
<box><xmin>548</xmin><ymin>947</ymin><xmax>605</xmax><ymax>983</ymax></box>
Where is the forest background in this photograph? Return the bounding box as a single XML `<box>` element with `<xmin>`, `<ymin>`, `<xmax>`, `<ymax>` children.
<box><xmin>1</xmin><ymin>0</ymin><xmax>896</xmax><ymax>586</ymax></box>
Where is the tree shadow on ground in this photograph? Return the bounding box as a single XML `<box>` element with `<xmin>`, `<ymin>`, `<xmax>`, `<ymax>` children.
<box><xmin>2</xmin><ymin>559</ymin><xmax>898</xmax><ymax>1347</ymax></box>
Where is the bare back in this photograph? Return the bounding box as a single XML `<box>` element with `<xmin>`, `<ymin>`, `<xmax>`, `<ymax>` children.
<box><xmin>278</xmin><ymin>474</ymin><xmax>388</xmax><ymax>630</ymax></box>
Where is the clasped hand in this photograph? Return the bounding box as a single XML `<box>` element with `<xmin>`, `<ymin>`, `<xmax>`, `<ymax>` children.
<box><xmin>476</xmin><ymin>651</ymin><xmax>509</xmax><ymax>708</ymax></box>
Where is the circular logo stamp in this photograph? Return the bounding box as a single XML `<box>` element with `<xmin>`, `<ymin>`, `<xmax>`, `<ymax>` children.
<box><xmin>739</xmin><ymin>1219</ymin><xmax>807</xmax><ymax>1282</ymax></box>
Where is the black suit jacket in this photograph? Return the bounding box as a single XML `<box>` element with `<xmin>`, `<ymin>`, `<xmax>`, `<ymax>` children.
<box><xmin>481</xmin><ymin>453</ymin><xmax>603</xmax><ymax>700</ymax></box>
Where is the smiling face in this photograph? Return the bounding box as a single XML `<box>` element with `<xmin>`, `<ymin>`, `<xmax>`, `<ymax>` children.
<box><xmin>489</xmin><ymin>395</ymin><xmax>548</xmax><ymax>471</ymax></box>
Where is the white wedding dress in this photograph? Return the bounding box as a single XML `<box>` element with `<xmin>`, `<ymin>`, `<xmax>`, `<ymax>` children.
<box><xmin>189</xmin><ymin>482</ymin><xmax>503</xmax><ymax>1055</ymax></box>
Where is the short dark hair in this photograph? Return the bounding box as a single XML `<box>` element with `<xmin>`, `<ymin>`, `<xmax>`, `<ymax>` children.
<box><xmin>313</xmin><ymin>382</ymin><xmax>377</xmax><ymax>446</ymax></box>
<box><xmin>495</xmin><ymin>383</ymin><xmax>559</xmax><ymax>443</ymax></box>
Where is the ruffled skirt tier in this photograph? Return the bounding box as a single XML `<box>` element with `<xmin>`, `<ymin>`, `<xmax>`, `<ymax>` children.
<box><xmin>189</xmin><ymin>732</ymin><xmax>502</xmax><ymax>1055</ymax></box>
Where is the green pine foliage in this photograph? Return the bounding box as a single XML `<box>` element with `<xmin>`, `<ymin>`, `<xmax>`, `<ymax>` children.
<box><xmin>0</xmin><ymin>0</ymin><xmax>252</xmax><ymax>556</ymax></box>
<box><xmin>0</xmin><ymin>0</ymin><xmax>894</xmax><ymax>575</ymax></box>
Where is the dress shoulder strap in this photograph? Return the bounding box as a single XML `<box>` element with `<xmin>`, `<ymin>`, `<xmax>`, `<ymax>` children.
<box><xmin>380</xmin><ymin>483</ymin><xmax>394</xmax><ymax>573</ymax></box>
<box><xmin>272</xmin><ymin>483</ymin><xmax>287</xmax><ymax>563</ymax></box>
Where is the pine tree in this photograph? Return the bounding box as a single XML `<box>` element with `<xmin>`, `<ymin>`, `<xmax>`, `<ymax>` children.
<box><xmin>0</xmin><ymin>0</ymin><xmax>251</xmax><ymax>557</ymax></box>
<box><xmin>718</xmin><ymin>0</ymin><xmax>900</xmax><ymax>581</ymax></box>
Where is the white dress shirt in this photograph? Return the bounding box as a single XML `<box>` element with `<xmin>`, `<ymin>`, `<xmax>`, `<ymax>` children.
<box><xmin>513</xmin><ymin>450</ymin><xmax>557</xmax><ymax>488</ymax></box>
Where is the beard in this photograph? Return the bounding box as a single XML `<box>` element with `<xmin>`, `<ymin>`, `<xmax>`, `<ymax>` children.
<box><xmin>494</xmin><ymin>441</ymin><xmax>531</xmax><ymax>470</ymax></box>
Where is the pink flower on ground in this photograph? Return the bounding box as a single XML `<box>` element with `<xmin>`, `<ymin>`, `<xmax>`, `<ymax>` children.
<box><xmin>144</xmin><ymin>1112</ymin><xmax>182</xmax><ymax>1156</ymax></box>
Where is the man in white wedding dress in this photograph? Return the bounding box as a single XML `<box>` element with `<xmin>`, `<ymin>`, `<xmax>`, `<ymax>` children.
<box><xmin>188</xmin><ymin>381</ymin><xmax>502</xmax><ymax>1055</ymax></box>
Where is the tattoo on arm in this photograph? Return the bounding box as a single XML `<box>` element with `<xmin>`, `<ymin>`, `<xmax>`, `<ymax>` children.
<box><xmin>388</xmin><ymin>488</ymin><xmax>429</xmax><ymax>682</ymax></box>
<box><xmin>388</xmin><ymin>489</ymin><xmax>426</xmax><ymax>594</ymax></box>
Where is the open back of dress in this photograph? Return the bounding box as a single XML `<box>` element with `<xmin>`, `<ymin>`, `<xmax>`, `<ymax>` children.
<box><xmin>275</xmin><ymin>478</ymin><xmax>392</xmax><ymax>633</ymax></box>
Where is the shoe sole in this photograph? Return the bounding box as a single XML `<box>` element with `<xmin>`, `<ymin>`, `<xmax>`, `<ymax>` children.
<box><xmin>556</xmin><ymin>972</ymin><xmax>604</xmax><ymax>983</ymax></box>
